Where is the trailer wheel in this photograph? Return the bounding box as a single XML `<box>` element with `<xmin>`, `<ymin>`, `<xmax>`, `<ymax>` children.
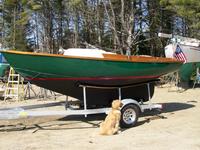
<box><xmin>120</xmin><ymin>104</ymin><xmax>139</xmax><ymax>128</ymax></box>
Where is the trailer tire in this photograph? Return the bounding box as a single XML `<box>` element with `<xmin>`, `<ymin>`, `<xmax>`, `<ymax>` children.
<box><xmin>120</xmin><ymin>104</ymin><xmax>139</xmax><ymax>128</ymax></box>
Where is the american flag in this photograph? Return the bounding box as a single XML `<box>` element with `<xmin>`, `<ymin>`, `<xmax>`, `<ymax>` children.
<box><xmin>173</xmin><ymin>45</ymin><xmax>187</xmax><ymax>63</ymax></box>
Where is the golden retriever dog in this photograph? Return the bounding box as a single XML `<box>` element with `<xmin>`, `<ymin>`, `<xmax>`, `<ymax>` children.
<box><xmin>99</xmin><ymin>100</ymin><xmax>123</xmax><ymax>135</ymax></box>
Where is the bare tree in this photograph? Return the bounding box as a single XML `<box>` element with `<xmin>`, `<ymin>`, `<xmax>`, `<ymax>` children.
<box><xmin>103</xmin><ymin>0</ymin><xmax>141</xmax><ymax>55</ymax></box>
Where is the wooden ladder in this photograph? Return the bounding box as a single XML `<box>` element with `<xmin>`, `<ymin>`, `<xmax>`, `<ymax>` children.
<box><xmin>4</xmin><ymin>67</ymin><xmax>20</xmax><ymax>101</ymax></box>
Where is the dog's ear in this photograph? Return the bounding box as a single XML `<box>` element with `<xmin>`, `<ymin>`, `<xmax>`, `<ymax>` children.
<box><xmin>112</xmin><ymin>100</ymin><xmax>122</xmax><ymax>109</ymax></box>
<box><xmin>112</xmin><ymin>100</ymin><xmax>118</xmax><ymax>109</ymax></box>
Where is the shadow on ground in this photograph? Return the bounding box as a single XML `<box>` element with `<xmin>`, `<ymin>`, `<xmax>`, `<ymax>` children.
<box><xmin>141</xmin><ymin>102</ymin><xmax>195</xmax><ymax>116</ymax></box>
<box><xmin>135</xmin><ymin>102</ymin><xmax>195</xmax><ymax>127</ymax></box>
<box><xmin>162</xmin><ymin>102</ymin><xmax>195</xmax><ymax>113</ymax></box>
<box><xmin>0</xmin><ymin>102</ymin><xmax>195</xmax><ymax>132</ymax></box>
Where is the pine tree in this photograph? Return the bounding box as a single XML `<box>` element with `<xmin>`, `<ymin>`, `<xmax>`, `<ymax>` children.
<box><xmin>160</xmin><ymin>0</ymin><xmax>200</xmax><ymax>38</ymax></box>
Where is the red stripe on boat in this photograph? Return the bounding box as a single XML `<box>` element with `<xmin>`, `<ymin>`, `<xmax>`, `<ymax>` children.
<box><xmin>26</xmin><ymin>75</ymin><xmax>160</xmax><ymax>81</ymax></box>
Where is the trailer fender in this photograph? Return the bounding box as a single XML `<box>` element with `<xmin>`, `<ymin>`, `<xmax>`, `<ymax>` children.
<box><xmin>121</xmin><ymin>99</ymin><xmax>142</xmax><ymax>112</ymax></box>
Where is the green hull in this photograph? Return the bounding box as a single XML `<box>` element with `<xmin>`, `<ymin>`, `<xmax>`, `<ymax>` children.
<box><xmin>1</xmin><ymin>51</ymin><xmax>182</xmax><ymax>83</ymax></box>
<box><xmin>0</xmin><ymin>50</ymin><xmax>182</xmax><ymax>106</ymax></box>
<box><xmin>179</xmin><ymin>62</ymin><xmax>200</xmax><ymax>81</ymax></box>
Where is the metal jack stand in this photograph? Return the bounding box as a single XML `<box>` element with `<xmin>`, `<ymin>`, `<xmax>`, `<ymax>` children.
<box><xmin>24</xmin><ymin>81</ymin><xmax>37</xmax><ymax>99</ymax></box>
<box><xmin>37</xmin><ymin>87</ymin><xmax>56</xmax><ymax>100</ymax></box>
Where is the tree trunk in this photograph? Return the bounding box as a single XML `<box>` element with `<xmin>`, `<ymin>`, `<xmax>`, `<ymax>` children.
<box><xmin>13</xmin><ymin>6</ymin><xmax>16</xmax><ymax>49</ymax></box>
<box><xmin>74</xmin><ymin>11</ymin><xmax>79</xmax><ymax>47</ymax></box>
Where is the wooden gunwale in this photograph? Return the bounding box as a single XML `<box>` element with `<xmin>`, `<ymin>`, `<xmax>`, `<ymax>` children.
<box><xmin>1</xmin><ymin>50</ymin><xmax>182</xmax><ymax>63</ymax></box>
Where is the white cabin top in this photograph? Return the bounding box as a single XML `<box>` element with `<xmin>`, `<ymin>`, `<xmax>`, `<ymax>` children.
<box><xmin>59</xmin><ymin>48</ymin><xmax>116</xmax><ymax>58</ymax></box>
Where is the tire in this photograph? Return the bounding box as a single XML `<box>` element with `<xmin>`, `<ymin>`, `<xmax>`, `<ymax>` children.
<box><xmin>120</xmin><ymin>104</ymin><xmax>140</xmax><ymax>128</ymax></box>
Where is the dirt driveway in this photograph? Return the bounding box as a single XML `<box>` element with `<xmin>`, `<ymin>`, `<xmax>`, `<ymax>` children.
<box><xmin>0</xmin><ymin>86</ymin><xmax>200</xmax><ymax>150</ymax></box>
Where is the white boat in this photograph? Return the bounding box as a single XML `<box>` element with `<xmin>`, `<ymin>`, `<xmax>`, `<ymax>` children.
<box><xmin>163</xmin><ymin>35</ymin><xmax>200</xmax><ymax>82</ymax></box>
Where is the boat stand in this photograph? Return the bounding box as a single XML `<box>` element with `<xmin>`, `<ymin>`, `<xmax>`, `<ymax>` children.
<box><xmin>24</xmin><ymin>81</ymin><xmax>37</xmax><ymax>99</ymax></box>
<box><xmin>140</xmin><ymin>83</ymin><xmax>162</xmax><ymax>111</ymax></box>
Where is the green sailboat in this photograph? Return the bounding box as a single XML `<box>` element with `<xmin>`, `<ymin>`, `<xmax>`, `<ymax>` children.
<box><xmin>1</xmin><ymin>49</ymin><xmax>182</xmax><ymax>107</ymax></box>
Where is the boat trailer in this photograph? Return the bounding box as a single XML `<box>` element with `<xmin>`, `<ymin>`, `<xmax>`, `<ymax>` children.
<box><xmin>0</xmin><ymin>81</ymin><xmax>162</xmax><ymax>128</ymax></box>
